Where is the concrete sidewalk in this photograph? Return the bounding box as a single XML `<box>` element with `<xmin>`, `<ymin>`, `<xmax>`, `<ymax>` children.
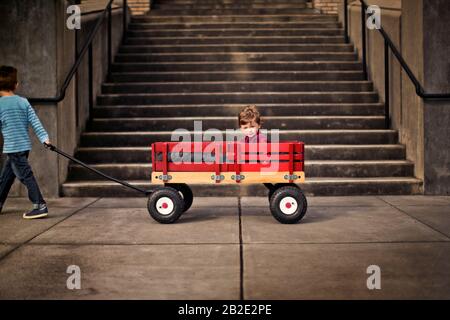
<box><xmin>0</xmin><ymin>196</ymin><xmax>449</xmax><ymax>299</ymax></box>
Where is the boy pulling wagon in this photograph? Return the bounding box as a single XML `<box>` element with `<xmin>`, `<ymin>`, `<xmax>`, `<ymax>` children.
<box><xmin>0</xmin><ymin>66</ymin><xmax>50</xmax><ymax>219</ymax></box>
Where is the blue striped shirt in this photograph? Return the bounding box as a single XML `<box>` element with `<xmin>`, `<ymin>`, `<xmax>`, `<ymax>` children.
<box><xmin>0</xmin><ymin>95</ymin><xmax>49</xmax><ymax>154</ymax></box>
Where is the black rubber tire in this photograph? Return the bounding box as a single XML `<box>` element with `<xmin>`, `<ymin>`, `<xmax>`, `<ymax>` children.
<box><xmin>147</xmin><ymin>187</ymin><xmax>184</xmax><ymax>224</ymax></box>
<box><xmin>267</xmin><ymin>183</ymin><xmax>299</xmax><ymax>202</ymax></box>
<box><xmin>269</xmin><ymin>186</ymin><xmax>308</xmax><ymax>224</ymax></box>
<box><xmin>168</xmin><ymin>184</ymin><xmax>194</xmax><ymax>213</ymax></box>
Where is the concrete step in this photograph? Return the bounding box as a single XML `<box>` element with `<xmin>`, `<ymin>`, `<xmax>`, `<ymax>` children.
<box><xmin>153</xmin><ymin>1</ymin><xmax>308</xmax><ymax>4</ymax></box>
<box><xmin>154</xmin><ymin>0</ymin><xmax>308</xmax><ymax>3</ymax></box>
<box><xmin>153</xmin><ymin>0</ymin><xmax>308</xmax><ymax>3</ymax></box>
<box><xmin>111</xmin><ymin>61</ymin><xmax>362</xmax><ymax>72</ymax></box>
<box><xmin>306</xmin><ymin>145</ymin><xmax>406</xmax><ymax>161</ymax></box>
<box><xmin>93</xmin><ymin>103</ymin><xmax>385</xmax><ymax>118</ymax></box>
<box><xmin>61</xmin><ymin>177</ymin><xmax>422</xmax><ymax>197</ymax></box>
<box><xmin>97</xmin><ymin>92</ymin><xmax>379</xmax><ymax>105</ymax></box>
<box><xmin>118</xmin><ymin>44</ymin><xmax>354</xmax><ymax>53</ymax></box>
<box><xmin>88</xmin><ymin>116</ymin><xmax>386</xmax><ymax>131</ymax></box>
<box><xmin>115</xmin><ymin>52</ymin><xmax>357</xmax><ymax>63</ymax></box>
<box><xmin>126</xmin><ymin>28</ymin><xmax>344</xmax><ymax>37</ymax></box>
<box><xmin>75</xmin><ymin>145</ymin><xmax>406</xmax><ymax>164</ymax></box>
<box><xmin>68</xmin><ymin>164</ymin><xmax>150</xmax><ymax>181</ymax></box>
<box><xmin>152</xmin><ymin>4</ymin><xmax>309</xmax><ymax>10</ymax></box>
<box><xmin>124</xmin><ymin>36</ymin><xmax>346</xmax><ymax>45</ymax></box>
<box><xmin>101</xmin><ymin>81</ymin><xmax>373</xmax><ymax>94</ymax></box>
<box><xmin>128</xmin><ymin>22</ymin><xmax>342</xmax><ymax>30</ymax></box>
<box><xmin>108</xmin><ymin>71</ymin><xmax>365</xmax><ymax>82</ymax></box>
<box><xmin>148</xmin><ymin>8</ymin><xmax>318</xmax><ymax>15</ymax></box>
<box><xmin>131</xmin><ymin>14</ymin><xmax>338</xmax><ymax>24</ymax></box>
<box><xmin>152</xmin><ymin>1</ymin><xmax>307</xmax><ymax>6</ymax></box>
<box><xmin>67</xmin><ymin>160</ymin><xmax>414</xmax><ymax>180</ymax></box>
<box><xmin>79</xmin><ymin>130</ymin><xmax>398</xmax><ymax>147</ymax></box>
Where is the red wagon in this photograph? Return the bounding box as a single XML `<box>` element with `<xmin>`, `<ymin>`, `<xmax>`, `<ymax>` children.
<box><xmin>148</xmin><ymin>141</ymin><xmax>307</xmax><ymax>224</ymax></box>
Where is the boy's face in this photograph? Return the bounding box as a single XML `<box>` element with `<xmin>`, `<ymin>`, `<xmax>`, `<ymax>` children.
<box><xmin>240</xmin><ymin>119</ymin><xmax>260</xmax><ymax>138</ymax></box>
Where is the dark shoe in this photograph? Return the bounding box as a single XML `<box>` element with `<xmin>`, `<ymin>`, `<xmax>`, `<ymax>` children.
<box><xmin>23</xmin><ymin>204</ymin><xmax>48</xmax><ymax>220</ymax></box>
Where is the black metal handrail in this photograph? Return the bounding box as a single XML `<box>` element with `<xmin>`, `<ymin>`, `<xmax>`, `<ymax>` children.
<box><xmin>28</xmin><ymin>0</ymin><xmax>128</xmax><ymax>104</ymax></box>
<box><xmin>343</xmin><ymin>0</ymin><xmax>450</xmax><ymax>128</ymax></box>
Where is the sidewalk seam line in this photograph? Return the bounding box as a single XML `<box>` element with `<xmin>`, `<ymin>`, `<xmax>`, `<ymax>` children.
<box><xmin>238</xmin><ymin>196</ymin><xmax>244</xmax><ymax>301</ymax></box>
<box><xmin>0</xmin><ymin>198</ymin><xmax>101</xmax><ymax>264</ymax></box>
<box><xmin>16</xmin><ymin>240</ymin><xmax>450</xmax><ymax>246</ymax></box>
<box><xmin>376</xmin><ymin>196</ymin><xmax>450</xmax><ymax>241</ymax></box>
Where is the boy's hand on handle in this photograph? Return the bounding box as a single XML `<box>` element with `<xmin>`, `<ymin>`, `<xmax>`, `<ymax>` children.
<box><xmin>44</xmin><ymin>140</ymin><xmax>55</xmax><ymax>151</ymax></box>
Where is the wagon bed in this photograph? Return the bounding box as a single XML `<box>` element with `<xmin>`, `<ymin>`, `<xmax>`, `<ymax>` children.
<box><xmin>151</xmin><ymin>141</ymin><xmax>305</xmax><ymax>184</ymax></box>
<box><xmin>148</xmin><ymin>141</ymin><xmax>308</xmax><ymax>224</ymax></box>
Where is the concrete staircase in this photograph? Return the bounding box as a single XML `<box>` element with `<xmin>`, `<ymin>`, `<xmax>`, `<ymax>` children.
<box><xmin>62</xmin><ymin>0</ymin><xmax>422</xmax><ymax>197</ymax></box>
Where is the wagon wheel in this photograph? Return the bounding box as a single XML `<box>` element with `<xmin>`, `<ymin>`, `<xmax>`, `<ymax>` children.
<box><xmin>167</xmin><ymin>183</ymin><xmax>194</xmax><ymax>213</ymax></box>
<box><xmin>269</xmin><ymin>186</ymin><xmax>307</xmax><ymax>224</ymax></box>
<box><xmin>147</xmin><ymin>187</ymin><xmax>184</xmax><ymax>224</ymax></box>
<box><xmin>267</xmin><ymin>183</ymin><xmax>299</xmax><ymax>201</ymax></box>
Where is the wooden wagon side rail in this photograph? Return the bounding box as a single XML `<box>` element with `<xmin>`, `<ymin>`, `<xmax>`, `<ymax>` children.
<box><xmin>151</xmin><ymin>141</ymin><xmax>306</xmax><ymax>185</ymax></box>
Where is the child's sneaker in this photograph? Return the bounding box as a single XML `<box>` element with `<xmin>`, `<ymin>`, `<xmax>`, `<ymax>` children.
<box><xmin>23</xmin><ymin>204</ymin><xmax>48</xmax><ymax>220</ymax></box>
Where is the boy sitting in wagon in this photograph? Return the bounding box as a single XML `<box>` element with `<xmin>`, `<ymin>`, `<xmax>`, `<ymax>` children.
<box><xmin>238</xmin><ymin>105</ymin><xmax>270</xmax><ymax>166</ymax></box>
<box><xmin>238</xmin><ymin>105</ymin><xmax>267</xmax><ymax>144</ymax></box>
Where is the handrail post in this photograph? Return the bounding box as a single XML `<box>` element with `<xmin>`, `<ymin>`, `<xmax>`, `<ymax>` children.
<box><xmin>344</xmin><ymin>0</ymin><xmax>349</xmax><ymax>43</ymax></box>
<box><xmin>107</xmin><ymin>3</ymin><xmax>112</xmax><ymax>77</ymax></box>
<box><xmin>384</xmin><ymin>38</ymin><xmax>390</xmax><ymax>129</ymax></box>
<box><xmin>88</xmin><ymin>43</ymin><xmax>94</xmax><ymax>119</ymax></box>
<box><xmin>361</xmin><ymin>1</ymin><xmax>368</xmax><ymax>80</ymax></box>
<box><xmin>75</xmin><ymin>29</ymin><xmax>80</xmax><ymax>128</ymax></box>
<box><xmin>123</xmin><ymin>0</ymin><xmax>128</xmax><ymax>45</ymax></box>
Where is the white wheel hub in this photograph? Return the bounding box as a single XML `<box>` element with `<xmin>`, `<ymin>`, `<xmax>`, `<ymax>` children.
<box><xmin>156</xmin><ymin>197</ymin><xmax>174</xmax><ymax>215</ymax></box>
<box><xmin>279</xmin><ymin>196</ymin><xmax>298</xmax><ymax>215</ymax></box>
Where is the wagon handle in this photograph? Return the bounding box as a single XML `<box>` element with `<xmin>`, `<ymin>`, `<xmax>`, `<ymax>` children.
<box><xmin>44</xmin><ymin>143</ymin><xmax>152</xmax><ymax>195</ymax></box>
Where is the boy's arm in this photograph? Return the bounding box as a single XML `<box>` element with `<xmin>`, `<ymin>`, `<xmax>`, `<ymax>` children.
<box><xmin>27</xmin><ymin>103</ymin><xmax>50</xmax><ymax>144</ymax></box>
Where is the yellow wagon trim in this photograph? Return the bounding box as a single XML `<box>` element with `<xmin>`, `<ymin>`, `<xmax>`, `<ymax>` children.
<box><xmin>151</xmin><ymin>171</ymin><xmax>305</xmax><ymax>185</ymax></box>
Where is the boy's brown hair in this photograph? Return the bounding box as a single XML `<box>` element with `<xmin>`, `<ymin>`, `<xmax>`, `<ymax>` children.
<box><xmin>0</xmin><ymin>66</ymin><xmax>18</xmax><ymax>92</ymax></box>
<box><xmin>238</xmin><ymin>105</ymin><xmax>262</xmax><ymax>126</ymax></box>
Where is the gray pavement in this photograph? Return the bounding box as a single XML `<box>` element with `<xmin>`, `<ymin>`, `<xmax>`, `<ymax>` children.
<box><xmin>0</xmin><ymin>196</ymin><xmax>449</xmax><ymax>300</ymax></box>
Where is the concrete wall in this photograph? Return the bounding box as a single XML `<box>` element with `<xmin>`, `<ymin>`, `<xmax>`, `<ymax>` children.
<box><xmin>76</xmin><ymin>8</ymin><xmax>125</xmax><ymax>134</ymax></box>
<box><xmin>56</xmin><ymin>0</ymin><xmax>78</xmax><ymax>197</ymax></box>
<box><xmin>0</xmin><ymin>0</ymin><xmax>126</xmax><ymax>198</ymax></box>
<box><xmin>343</xmin><ymin>0</ymin><xmax>410</xmax><ymax>176</ymax></box>
<box><xmin>345</xmin><ymin>0</ymin><xmax>402</xmax><ymax>130</ymax></box>
<box><xmin>314</xmin><ymin>0</ymin><xmax>340</xmax><ymax>14</ymax></box>
<box><xmin>400</xmin><ymin>0</ymin><xmax>425</xmax><ymax>188</ymax></box>
<box><xmin>341</xmin><ymin>0</ymin><xmax>450</xmax><ymax>194</ymax></box>
<box><xmin>0</xmin><ymin>0</ymin><xmax>67</xmax><ymax>198</ymax></box>
<box><xmin>422</xmin><ymin>0</ymin><xmax>450</xmax><ymax>195</ymax></box>
<box><xmin>128</xmin><ymin>0</ymin><xmax>152</xmax><ymax>15</ymax></box>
